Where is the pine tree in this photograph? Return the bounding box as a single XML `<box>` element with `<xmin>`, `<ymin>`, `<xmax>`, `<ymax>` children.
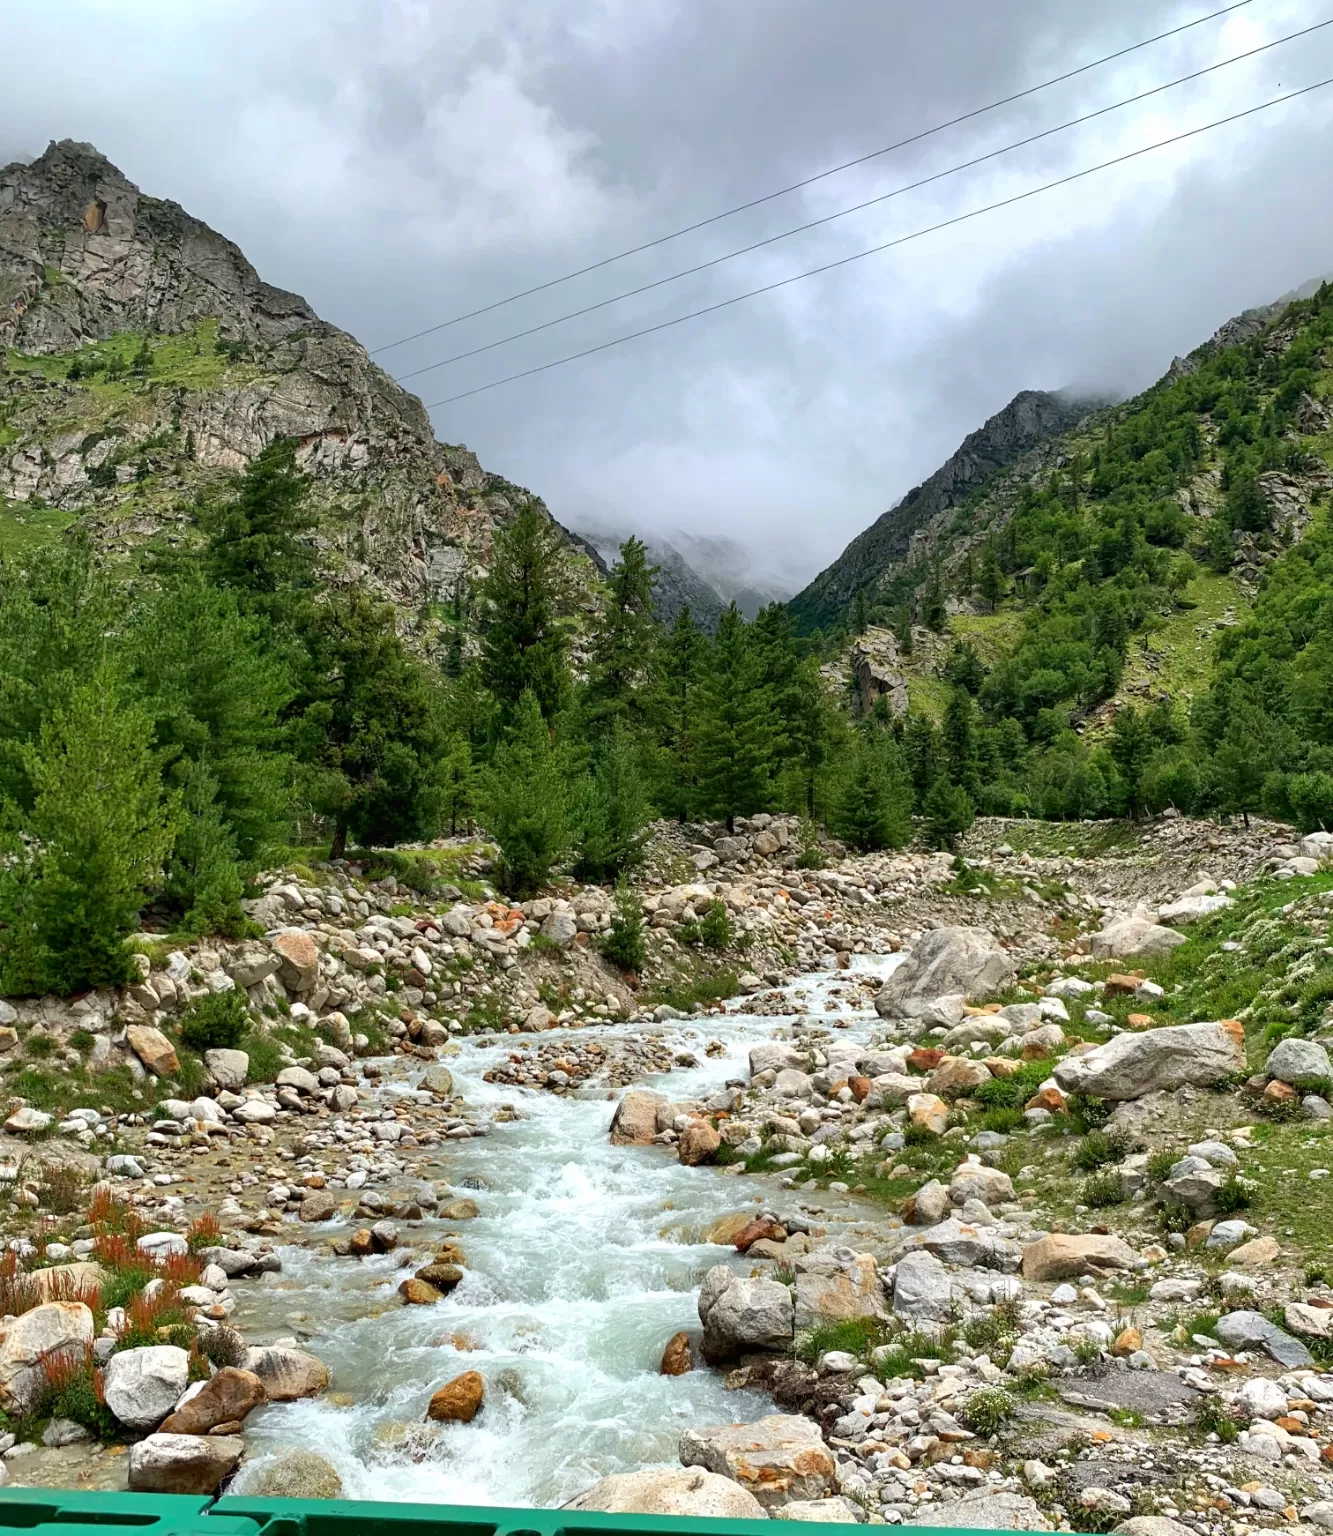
<box><xmin>977</xmin><ymin>544</ymin><xmax>1004</xmax><ymax>611</ymax></box>
<box><xmin>653</xmin><ymin>606</ymin><xmax>708</xmax><ymax>822</ymax></box>
<box><xmin>600</xmin><ymin>880</ymin><xmax>647</xmax><ymax>974</ymax></box>
<box><xmin>481</xmin><ymin>690</ymin><xmax>572</xmax><ymax>896</ymax></box>
<box><xmin>0</xmin><ymin>666</ymin><xmax>178</xmax><ymax>994</ymax></box>
<box><xmin>477</xmin><ymin>500</ymin><xmax>571</xmax><ymax>721</ymax></box>
<box><xmin>751</xmin><ymin>603</ymin><xmax>826</xmax><ymax>815</ymax></box>
<box><xmin>575</xmin><ymin>725</ymin><xmax>650</xmax><ymax>882</ymax></box>
<box><xmin>130</xmin><ymin>336</ymin><xmax>154</xmax><ymax>376</ymax></box>
<box><xmin>693</xmin><ymin>606</ymin><xmax>772</xmax><ymax>832</ymax></box>
<box><xmin>441</xmin><ymin>739</ymin><xmax>479</xmax><ymax>835</ymax></box>
<box><xmin>831</xmin><ymin>731</ymin><xmax>912</xmax><ymax>851</ymax></box>
<box><xmin>198</xmin><ymin>439</ymin><xmax>316</xmax><ymax>610</ymax></box>
<box><xmin>903</xmin><ymin>712</ymin><xmax>943</xmax><ymax>807</ymax></box>
<box><xmin>1209</xmin><ymin>692</ymin><xmax>1272</xmax><ymax>828</ymax></box>
<box><xmin>942</xmin><ymin>687</ymin><xmax>981</xmax><ymax>800</ymax></box>
<box><xmin>162</xmin><ymin>761</ymin><xmax>247</xmax><ymax>937</ymax></box>
<box><xmin>584</xmin><ymin>537</ymin><xmax>659</xmax><ymax>737</ymax></box>
<box><xmin>292</xmin><ymin>593</ymin><xmax>449</xmax><ymax>858</ymax></box>
<box><xmin>923</xmin><ymin>777</ymin><xmax>975</xmax><ymax>851</ymax></box>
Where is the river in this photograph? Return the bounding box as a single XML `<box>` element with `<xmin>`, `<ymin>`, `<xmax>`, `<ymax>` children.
<box><xmin>228</xmin><ymin>956</ymin><xmax>902</xmax><ymax>1507</ymax></box>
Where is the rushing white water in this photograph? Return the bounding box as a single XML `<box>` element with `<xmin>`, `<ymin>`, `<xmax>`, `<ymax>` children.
<box><xmin>230</xmin><ymin>956</ymin><xmax>902</xmax><ymax>1507</ymax></box>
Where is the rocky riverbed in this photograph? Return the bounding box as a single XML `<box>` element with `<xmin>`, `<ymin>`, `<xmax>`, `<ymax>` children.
<box><xmin>4</xmin><ymin>814</ymin><xmax>1333</xmax><ymax>1531</ymax></box>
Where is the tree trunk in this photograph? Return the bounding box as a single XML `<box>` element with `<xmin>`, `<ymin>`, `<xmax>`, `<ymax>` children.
<box><xmin>330</xmin><ymin>822</ymin><xmax>348</xmax><ymax>860</ymax></box>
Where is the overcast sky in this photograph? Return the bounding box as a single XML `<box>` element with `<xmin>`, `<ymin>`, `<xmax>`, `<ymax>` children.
<box><xmin>6</xmin><ymin>0</ymin><xmax>1333</xmax><ymax>592</ymax></box>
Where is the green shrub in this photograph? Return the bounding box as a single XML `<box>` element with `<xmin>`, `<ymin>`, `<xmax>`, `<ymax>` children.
<box><xmin>178</xmin><ymin>988</ymin><xmax>249</xmax><ymax>1053</ymax></box>
<box><xmin>1196</xmin><ymin>1392</ymin><xmax>1240</xmax><ymax>1443</ymax></box>
<box><xmin>1072</xmin><ymin>1126</ymin><xmax>1132</xmax><ymax>1172</ymax></box>
<box><xmin>600</xmin><ymin>882</ymin><xmax>646</xmax><ymax>973</ymax></box>
<box><xmin>962</xmin><ymin>1386</ymin><xmax>1014</xmax><ymax>1436</ymax></box>
<box><xmin>972</xmin><ymin>1061</ymin><xmax>1049</xmax><ymax>1110</ymax></box>
<box><xmin>1081</xmin><ymin>1168</ymin><xmax>1123</xmax><ymax>1208</ymax></box>
<box><xmin>1214</xmin><ymin>1173</ymin><xmax>1252</xmax><ymax>1213</ymax></box>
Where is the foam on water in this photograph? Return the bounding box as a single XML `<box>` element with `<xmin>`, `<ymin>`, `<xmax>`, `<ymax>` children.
<box><xmin>230</xmin><ymin>956</ymin><xmax>902</xmax><ymax>1506</ymax></box>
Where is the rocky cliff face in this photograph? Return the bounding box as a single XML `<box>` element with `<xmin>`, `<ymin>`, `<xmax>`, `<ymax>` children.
<box><xmin>0</xmin><ymin>140</ymin><xmax>596</xmax><ymax>614</ymax></box>
<box><xmin>787</xmin><ymin>389</ymin><xmax>1098</xmax><ymax>633</ymax></box>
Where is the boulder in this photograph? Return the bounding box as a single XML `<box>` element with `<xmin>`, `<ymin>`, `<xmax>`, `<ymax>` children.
<box><xmin>244</xmin><ymin>1345</ymin><xmax>329</xmax><ymax>1400</ymax></box>
<box><xmin>912</xmin><ymin>1491</ymin><xmax>1052</xmax><ymax>1530</ymax></box>
<box><xmin>242</xmin><ymin>1450</ymin><xmax>343</xmax><ymax>1500</ymax></box>
<box><xmin>902</xmin><ymin>1179</ymin><xmax>950</xmax><ymax>1227</ymax></box>
<box><xmin>30</xmin><ymin>1261</ymin><xmax>105</xmax><ymax>1302</ymax></box>
<box><xmin>950</xmin><ymin>1160</ymin><xmax>1014</xmax><ymax>1207</ymax></box>
<box><xmin>0</xmin><ymin>1301</ymin><xmax>95</xmax><ymax>1415</ymax></box>
<box><xmin>927</xmin><ymin>1057</ymin><xmax>992</xmax><ymax>1097</ymax></box>
<box><xmin>272</xmin><ymin>930</ymin><xmax>319</xmax><ymax>991</ymax></box>
<box><xmin>679</xmin><ymin>1414</ymin><xmax>835</xmax><ymax>1510</ymax></box>
<box><xmin>698</xmin><ymin>1267</ymin><xmax>794</xmax><ymax>1360</ymax></box>
<box><xmin>1158</xmin><ymin>894</ymin><xmax>1232</xmax><ymax>924</ymax></box>
<box><xmin>793</xmin><ymin>1249</ymin><xmax>885</xmax><ymax>1332</ymax></box>
<box><xmin>564</xmin><ymin>1469</ymin><xmax>766</xmax><ymax>1519</ymax></box>
<box><xmin>609</xmin><ymin>1089</ymin><xmax>666</xmax><ymax>1145</ymax></box>
<box><xmin>1266</xmin><ymin>1036</ymin><xmax>1332</xmax><ymax>1085</ymax></box>
<box><xmin>426</xmin><ymin>1370</ymin><xmax>484</xmax><ymax>1422</ymax></box>
<box><xmin>125</xmin><ymin>1026</ymin><xmax>179</xmax><ymax>1077</ymax></box>
<box><xmin>678</xmin><ymin>1121</ymin><xmax>721</xmax><ymax>1166</ymax></box>
<box><xmin>1088</xmin><ymin>918</ymin><xmax>1186</xmax><ymax>961</ymax></box>
<box><xmin>874</xmin><ymin>928</ymin><xmax>1015</xmax><ymax>1018</ymax></box>
<box><xmin>774</xmin><ymin>1499</ymin><xmax>862</xmax><ymax>1523</ymax></box>
<box><xmin>900</xmin><ymin>1217</ymin><xmax>1022</xmax><ymax>1271</ymax></box>
<box><xmin>1227</xmin><ymin>1235</ymin><xmax>1280</xmax><ymax>1268</ymax></box>
<box><xmin>540</xmin><ymin>911</ymin><xmax>578</xmax><ymax>947</ymax></box>
<box><xmin>421</xmin><ymin>1064</ymin><xmax>454</xmax><ymax>1097</ymax></box>
<box><xmin>1052</xmin><ymin>1020</ymin><xmax>1245</xmax><ymax>1100</ymax></box>
<box><xmin>160</xmin><ymin>1368</ymin><xmax>266</xmax><ymax>1434</ymax></box>
<box><xmin>660</xmin><ymin>1331</ymin><xmax>693</xmax><ymax>1376</ymax></box>
<box><xmin>415</xmin><ymin>1263</ymin><xmax>463</xmax><ymax>1292</ymax></box>
<box><xmin>128</xmin><ymin>1433</ymin><xmax>244</xmax><ymax>1494</ymax></box>
<box><xmin>439</xmin><ymin>1198</ymin><xmax>479</xmax><ymax>1220</ymax></box>
<box><xmin>1021</xmin><ymin>1234</ymin><xmax>1140</xmax><ymax>1282</ymax></box>
<box><xmin>750</xmin><ymin>1043</ymin><xmax>807</xmax><ymax>1077</ymax></box>
<box><xmin>104</xmin><ymin>1344</ymin><xmax>191</xmax><ymax>1430</ymax></box>
<box><xmin>892</xmin><ymin>1250</ymin><xmax>952</xmax><ymax>1321</ymax></box>
<box><xmin>4</xmin><ymin>1107</ymin><xmax>51</xmax><ymax>1135</ymax></box>
<box><xmin>299</xmin><ymin>1191</ymin><xmax>338</xmax><ymax>1223</ymax></box>
<box><xmin>1214</xmin><ymin>1309</ymin><xmax>1313</xmax><ymax>1368</ymax></box>
<box><xmin>907</xmin><ymin>1093</ymin><xmax>949</xmax><ymax>1134</ymax></box>
<box><xmin>277</xmin><ymin>1065</ymin><xmax>320</xmax><ymax>1094</ymax></box>
<box><xmin>1285</xmin><ymin>1302</ymin><xmax>1333</xmax><ymax>1340</ymax></box>
<box><xmin>399</xmin><ymin>1278</ymin><xmax>442</xmax><ymax>1305</ymax></box>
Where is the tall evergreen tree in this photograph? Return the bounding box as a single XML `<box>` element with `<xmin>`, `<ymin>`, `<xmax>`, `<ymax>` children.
<box><xmin>942</xmin><ymin>687</ymin><xmax>981</xmax><ymax>800</ymax></box>
<box><xmin>653</xmin><ymin>606</ymin><xmax>708</xmax><ymax>822</ymax></box>
<box><xmin>574</xmin><ymin>724</ymin><xmax>651</xmax><ymax>882</ymax></box>
<box><xmin>584</xmin><ymin>537</ymin><xmax>659</xmax><ymax>737</ymax></box>
<box><xmin>476</xmin><ymin>500</ymin><xmax>570</xmax><ymax>721</ymax></box>
<box><xmin>830</xmin><ymin>729</ymin><xmax>912</xmax><ymax>851</ymax></box>
<box><xmin>903</xmin><ymin>712</ymin><xmax>944</xmax><ymax>807</ymax></box>
<box><xmin>292</xmin><ymin>593</ymin><xmax>449</xmax><ymax>858</ymax></box>
<box><xmin>481</xmin><ymin>690</ymin><xmax>572</xmax><ymax>896</ymax></box>
<box><xmin>0</xmin><ymin>665</ymin><xmax>178</xmax><ymax>994</ymax></box>
<box><xmin>752</xmin><ymin>603</ymin><xmax>827</xmax><ymax>815</ymax></box>
<box><xmin>198</xmin><ymin>439</ymin><xmax>315</xmax><ymax>611</ymax></box>
<box><xmin>693</xmin><ymin>606</ymin><xmax>773</xmax><ymax>832</ymax></box>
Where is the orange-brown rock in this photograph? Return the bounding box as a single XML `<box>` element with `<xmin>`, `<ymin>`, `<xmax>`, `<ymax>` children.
<box><xmin>426</xmin><ymin>1370</ymin><xmax>484</xmax><ymax>1423</ymax></box>
<box><xmin>678</xmin><ymin>1120</ymin><xmax>721</xmax><ymax>1166</ymax></box>
<box><xmin>160</xmin><ymin>1369</ymin><xmax>266</xmax><ymax>1435</ymax></box>
<box><xmin>1264</xmin><ymin>1079</ymin><xmax>1300</xmax><ymax>1106</ymax></box>
<box><xmin>1111</xmin><ymin>1326</ymin><xmax>1143</xmax><ymax>1358</ymax></box>
<box><xmin>732</xmin><ymin>1218</ymin><xmax>784</xmax><ymax>1254</ymax></box>
<box><xmin>907</xmin><ymin>1048</ymin><xmax>945</xmax><ymax>1073</ymax></box>
<box><xmin>348</xmin><ymin>1229</ymin><xmax>374</xmax><ymax>1257</ymax></box>
<box><xmin>848</xmin><ymin>1076</ymin><xmax>871</xmax><ymax>1103</ymax></box>
<box><xmin>415</xmin><ymin>1263</ymin><xmax>463</xmax><ymax>1291</ymax></box>
<box><xmin>399</xmin><ymin>1277</ymin><xmax>443</xmax><ymax>1305</ymax></box>
<box><xmin>659</xmin><ymin>1331</ymin><xmax>693</xmax><ymax>1376</ymax></box>
<box><xmin>1025</xmin><ymin>1087</ymin><xmax>1066</xmax><ymax>1113</ymax></box>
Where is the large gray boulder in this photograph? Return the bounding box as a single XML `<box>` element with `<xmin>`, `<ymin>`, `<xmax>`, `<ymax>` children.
<box><xmin>1214</xmin><ymin>1309</ymin><xmax>1312</xmax><ymax>1368</ymax></box>
<box><xmin>697</xmin><ymin>1266</ymin><xmax>794</xmax><ymax>1361</ymax></box>
<box><xmin>1052</xmin><ymin>1020</ymin><xmax>1245</xmax><ymax>1101</ymax></box>
<box><xmin>912</xmin><ymin>1491</ymin><xmax>1052</xmax><ymax>1530</ymax></box>
<box><xmin>104</xmin><ymin>1345</ymin><xmax>191</xmax><ymax>1431</ymax></box>
<box><xmin>792</xmin><ymin>1248</ymin><xmax>885</xmax><ymax>1332</ymax></box>
<box><xmin>564</xmin><ymin>1469</ymin><xmax>765</xmax><ymax>1518</ymax></box>
<box><xmin>128</xmin><ymin>1433</ymin><xmax>244</xmax><ymax>1494</ymax></box>
<box><xmin>891</xmin><ymin>1250</ymin><xmax>952</xmax><ymax>1321</ymax></box>
<box><xmin>874</xmin><ymin>928</ymin><xmax>1015</xmax><ymax>1019</ymax></box>
<box><xmin>1088</xmin><ymin>918</ymin><xmax>1186</xmax><ymax>961</ymax></box>
<box><xmin>1266</xmin><ymin>1036</ymin><xmax>1332</xmax><ymax>1085</ymax></box>
<box><xmin>0</xmin><ymin>1302</ymin><xmax>95</xmax><ymax>1415</ymax></box>
<box><xmin>680</xmin><ymin>1414</ymin><xmax>835</xmax><ymax>1510</ymax></box>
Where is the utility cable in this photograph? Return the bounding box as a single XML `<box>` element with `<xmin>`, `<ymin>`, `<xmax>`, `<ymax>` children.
<box><xmin>395</xmin><ymin>17</ymin><xmax>1329</xmax><ymax>385</ymax></box>
<box><xmin>423</xmin><ymin>76</ymin><xmax>1333</xmax><ymax>409</ymax></box>
<box><xmin>371</xmin><ymin>0</ymin><xmax>1257</xmax><ymax>356</ymax></box>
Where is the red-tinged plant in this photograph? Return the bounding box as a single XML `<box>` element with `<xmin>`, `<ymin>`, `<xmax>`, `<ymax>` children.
<box><xmin>161</xmin><ymin>1250</ymin><xmax>202</xmax><ymax>1287</ymax></box>
<box><xmin>38</xmin><ymin>1270</ymin><xmax>102</xmax><ymax>1313</ymax></box>
<box><xmin>0</xmin><ymin>1250</ymin><xmax>40</xmax><ymax>1318</ymax></box>
<box><xmin>186</xmin><ymin>1211</ymin><xmax>222</xmax><ymax>1252</ymax></box>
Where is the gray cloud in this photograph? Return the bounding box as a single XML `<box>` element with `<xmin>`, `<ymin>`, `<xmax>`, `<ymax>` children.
<box><xmin>4</xmin><ymin>0</ymin><xmax>1332</xmax><ymax>592</ymax></box>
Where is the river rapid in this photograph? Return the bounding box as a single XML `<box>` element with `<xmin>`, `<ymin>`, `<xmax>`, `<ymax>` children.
<box><xmin>228</xmin><ymin>956</ymin><xmax>902</xmax><ymax>1508</ymax></box>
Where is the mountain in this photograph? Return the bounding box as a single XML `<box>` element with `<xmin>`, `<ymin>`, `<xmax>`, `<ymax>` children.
<box><xmin>0</xmin><ymin>140</ymin><xmax>598</xmax><ymax>621</ymax></box>
<box><xmin>576</xmin><ymin>527</ymin><xmax>728</xmax><ymax>631</ymax></box>
<box><xmin>788</xmin><ymin>388</ymin><xmax>1100</xmax><ymax>633</ymax></box>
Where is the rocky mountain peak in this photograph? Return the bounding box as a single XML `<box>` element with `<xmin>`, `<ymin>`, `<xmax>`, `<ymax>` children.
<box><xmin>0</xmin><ymin>143</ymin><xmax>598</xmax><ymax>617</ymax></box>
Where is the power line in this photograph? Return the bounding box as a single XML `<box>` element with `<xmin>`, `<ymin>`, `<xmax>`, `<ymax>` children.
<box><xmin>423</xmin><ymin>76</ymin><xmax>1333</xmax><ymax>410</ymax></box>
<box><xmin>371</xmin><ymin>0</ymin><xmax>1257</xmax><ymax>357</ymax></box>
<box><xmin>396</xmin><ymin>18</ymin><xmax>1329</xmax><ymax>386</ymax></box>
